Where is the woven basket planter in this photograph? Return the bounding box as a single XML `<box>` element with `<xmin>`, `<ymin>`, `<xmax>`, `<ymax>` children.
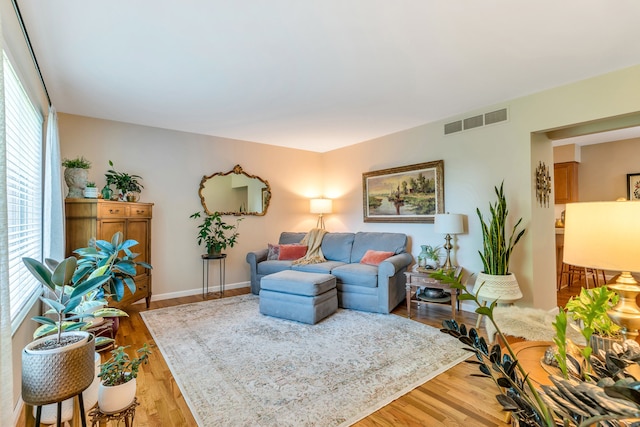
<box><xmin>22</xmin><ymin>332</ymin><xmax>96</xmax><ymax>406</ymax></box>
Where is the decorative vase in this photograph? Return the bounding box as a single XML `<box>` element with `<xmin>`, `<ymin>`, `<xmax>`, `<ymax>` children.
<box><xmin>83</xmin><ymin>187</ymin><xmax>98</xmax><ymax>198</ymax></box>
<box><xmin>101</xmin><ymin>186</ymin><xmax>113</xmax><ymax>200</ymax></box>
<box><xmin>98</xmin><ymin>377</ymin><xmax>137</xmax><ymax>413</ymax></box>
<box><xmin>125</xmin><ymin>191</ymin><xmax>140</xmax><ymax>202</ymax></box>
<box><xmin>63</xmin><ymin>168</ymin><xmax>88</xmax><ymax>198</ymax></box>
<box><xmin>417</xmin><ymin>245</ymin><xmax>428</xmax><ymax>268</ymax></box>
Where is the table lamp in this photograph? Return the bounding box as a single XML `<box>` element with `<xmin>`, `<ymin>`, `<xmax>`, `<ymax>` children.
<box><xmin>310</xmin><ymin>198</ymin><xmax>332</xmax><ymax>229</ymax></box>
<box><xmin>434</xmin><ymin>213</ymin><xmax>464</xmax><ymax>269</ymax></box>
<box><xmin>563</xmin><ymin>201</ymin><xmax>640</xmax><ymax>338</ymax></box>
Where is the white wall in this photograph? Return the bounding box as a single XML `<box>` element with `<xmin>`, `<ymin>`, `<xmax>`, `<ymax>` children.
<box><xmin>59</xmin><ymin>114</ymin><xmax>324</xmax><ymax>299</ymax></box>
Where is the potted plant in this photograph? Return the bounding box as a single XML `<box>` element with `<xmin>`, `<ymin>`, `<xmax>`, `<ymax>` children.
<box><xmin>473</xmin><ymin>181</ymin><xmax>526</xmax><ymax>301</ymax></box>
<box><xmin>190</xmin><ymin>211</ymin><xmax>242</xmax><ymax>255</ymax></box>
<box><xmin>73</xmin><ymin>231</ymin><xmax>153</xmax><ymax>303</ymax></box>
<box><xmin>83</xmin><ymin>181</ymin><xmax>98</xmax><ymax>198</ymax></box>
<box><xmin>418</xmin><ymin>244</ymin><xmax>441</xmax><ymax>270</ymax></box>
<box><xmin>98</xmin><ymin>344</ymin><xmax>151</xmax><ymax>413</ymax></box>
<box><xmin>62</xmin><ymin>156</ymin><xmax>91</xmax><ymax>198</ymax></box>
<box><xmin>104</xmin><ymin>160</ymin><xmax>144</xmax><ymax>202</ymax></box>
<box><xmin>21</xmin><ymin>256</ymin><xmax>111</xmax><ymax>415</ymax></box>
<box><xmin>564</xmin><ymin>286</ymin><xmax>623</xmax><ymax>366</ymax></box>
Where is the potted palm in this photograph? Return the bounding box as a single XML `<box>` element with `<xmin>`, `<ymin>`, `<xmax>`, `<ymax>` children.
<box><xmin>104</xmin><ymin>160</ymin><xmax>144</xmax><ymax>202</ymax></box>
<box><xmin>97</xmin><ymin>344</ymin><xmax>151</xmax><ymax>413</ymax></box>
<box><xmin>190</xmin><ymin>211</ymin><xmax>242</xmax><ymax>255</ymax></box>
<box><xmin>473</xmin><ymin>182</ymin><xmax>526</xmax><ymax>302</ymax></box>
<box><xmin>62</xmin><ymin>156</ymin><xmax>91</xmax><ymax>198</ymax></box>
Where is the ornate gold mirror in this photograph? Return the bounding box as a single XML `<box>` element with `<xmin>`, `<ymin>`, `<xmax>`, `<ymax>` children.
<box><xmin>198</xmin><ymin>165</ymin><xmax>271</xmax><ymax>216</ymax></box>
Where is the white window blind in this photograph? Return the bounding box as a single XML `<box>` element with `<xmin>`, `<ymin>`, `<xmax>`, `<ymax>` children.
<box><xmin>4</xmin><ymin>52</ymin><xmax>44</xmax><ymax>328</ymax></box>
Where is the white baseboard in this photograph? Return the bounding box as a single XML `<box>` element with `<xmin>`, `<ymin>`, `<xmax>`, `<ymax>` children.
<box><xmin>132</xmin><ymin>281</ymin><xmax>251</xmax><ymax>304</ymax></box>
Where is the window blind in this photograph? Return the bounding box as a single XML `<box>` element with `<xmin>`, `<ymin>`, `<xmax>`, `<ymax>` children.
<box><xmin>4</xmin><ymin>52</ymin><xmax>44</xmax><ymax>328</ymax></box>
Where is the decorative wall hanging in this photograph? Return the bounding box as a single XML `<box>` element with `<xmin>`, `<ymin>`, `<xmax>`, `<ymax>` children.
<box><xmin>362</xmin><ymin>160</ymin><xmax>444</xmax><ymax>223</ymax></box>
<box><xmin>628</xmin><ymin>173</ymin><xmax>640</xmax><ymax>201</ymax></box>
<box><xmin>535</xmin><ymin>161</ymin><xmax>552</xmax><ymax>207</ymax></box>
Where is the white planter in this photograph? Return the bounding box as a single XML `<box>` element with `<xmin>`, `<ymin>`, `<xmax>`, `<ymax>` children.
<box><xmin>472</xmin><ymin>272</ymin><xmax>523</xmax><ymax>304</ymax></box>
<box><xmin>98</xmin><ymin>377</ymin><xmax>137</xmax><ymax>413</ymax></box>
<box><xmin>83</xmin><ymin>187</ymin><xmax>99</xmax><ymax>198</ymax></box>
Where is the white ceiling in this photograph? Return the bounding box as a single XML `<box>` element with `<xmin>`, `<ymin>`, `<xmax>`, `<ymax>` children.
<box><xmin>17</xmin><ymin>1</ymin><xmax>640</xmax><ymax>152</ymax></box>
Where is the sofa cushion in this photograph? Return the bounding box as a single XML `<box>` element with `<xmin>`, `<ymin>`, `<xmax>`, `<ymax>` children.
<box><xmin>267</xmin><ymin>243</ymin><xmax>280</xmax><ymax>260</ymax></box>
<box><xmin>351</xmin><ymin>232</ymin><xmax>408</xmax><ymax>263</ymax></box>
<box><xmin>320</xmin><ymin>232</ymin><xmax>355</xmax><ymax>263</ymax></box>
<box><xmin>360</xmin><ymin>250</ymin><xmax>394</xmax><ymax>266</ymax></box>
<box><xmin>257</xmin><ymin>260</ymin><xmax>294</xmax><ymax>275</ymax></box>
<box><xmin>291</xmin><ymin>260</ymin><xmax>346</xmax><ymax>274</ymax></box>
<box><xmin>331</xmin><ymin>263</ymin><xmax>378</xmax><ymax>288</ymax></box>
<box><xmin>278</xmin><ymin>244</ymin><xmax>308</xmax><ymax>260</ymax></box>
<box><xmin>278</xmin><ymin>232</ymin><xmax>307</xmax><ymax>244</ymax></box>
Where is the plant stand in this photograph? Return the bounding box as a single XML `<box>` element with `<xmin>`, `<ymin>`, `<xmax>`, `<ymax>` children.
<box><xmin>88</xmin><ymin>398</ymin><xmax>139</xmax><ymax>427</ymax></box>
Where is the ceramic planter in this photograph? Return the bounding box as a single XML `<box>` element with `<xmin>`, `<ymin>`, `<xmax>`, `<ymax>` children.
<box><xmin>98</xmin><ymin>377</ymin><xmax>137</xmax><ymax>413</ymax></box>
<box><xmin>83</xmin><ymin>187</ymin><xmax>99</xmax><ymax>198</ymax></box>
<box><xmin>22</xmin><ymin>332</ymin><xmax>95</xmax><ymax>406</ymax></box>
<box><xmin>63</xmin><ymin>168</ymin><xmax>88</xmax><ymax>198</ymax></box>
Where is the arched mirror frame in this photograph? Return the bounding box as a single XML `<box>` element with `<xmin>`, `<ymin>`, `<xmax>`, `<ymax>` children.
<box><xmin>198</xmin><ymin>164</ymin><xmax>271</xmax><ymax>216</ymax></box>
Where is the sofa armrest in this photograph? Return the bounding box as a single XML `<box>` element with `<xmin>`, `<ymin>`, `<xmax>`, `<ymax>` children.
<box><xmin>246</xmin><ymin>248</ymin><xmax>269</xmax><ymax>266</ymax></box>
<box><xmin>378</xmin><ymin>252</ymin><xmax>413</xmax><ymax>277</ymax></box>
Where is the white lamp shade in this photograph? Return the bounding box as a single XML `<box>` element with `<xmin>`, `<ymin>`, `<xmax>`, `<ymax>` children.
<box><xmin>310</xmin><ymin>198</ymin><xmax>332</xmax><ymax>214</ymax></box>
<box><xmin>434</xmin><ymin>213</ymin><xmax>464</xmax><ymax>234</ymax></box>
<box><xmin>564</xmin><ymin>201</ymin><xmax>640</xmax><ymax>272</ymax></box>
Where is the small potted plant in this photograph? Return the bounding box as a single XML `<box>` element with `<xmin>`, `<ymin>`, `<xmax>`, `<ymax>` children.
<box><xmin>97</xmin><ymin>344</ymin><xmax>151</xmax><ymax>413</ymax></box>
<box><xmin>83</xmin><ymin>181</ymin><xmax>98</xmax><ymax>199</ymax></box>
<box><xmin>418</xmin><ymin>245</ymin><xmax>441</xmax><ymax>270</ymax></box>
<box><xmin>62</xmin><ymin>156</ymin><xmax>91</xmax><ymax>198</ymax></box>
<box><xmin>104</xmin><ymin>160</ymin><xmax>144</xmax><ymax>202</ymax></box>
<box><xmin>190</xmin><ymin>211</ymin><xmax>242</xmax><ymax>255</ymax></box>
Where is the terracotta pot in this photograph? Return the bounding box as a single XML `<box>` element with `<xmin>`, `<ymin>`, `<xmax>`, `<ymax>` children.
<box><xmin>98</xmin><ymin>377</ymin><xmax>137</xmax><ymax>413</ymax></box>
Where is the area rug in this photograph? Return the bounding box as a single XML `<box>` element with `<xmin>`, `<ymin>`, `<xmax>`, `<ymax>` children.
<box><xmin>141</xmin><ymin>294</ymin><xmax>468</xmax><ymax>426</ymax></box>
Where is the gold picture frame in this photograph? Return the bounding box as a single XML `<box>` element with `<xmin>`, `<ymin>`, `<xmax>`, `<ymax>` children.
<box><xmin>362</xmin><ymin>160</ymin><xmax>444</xmax><ymax>223</ymax></box>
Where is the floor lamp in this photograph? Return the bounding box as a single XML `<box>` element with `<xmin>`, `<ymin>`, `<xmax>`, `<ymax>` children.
<box><xmin>434</xmin><ymin>213</ymin><xmax>464</xmax><ymax>270</ymax></box>
<box><xmin>310</xmin><ymin>198</ymin><xmax>332</xmax><ymax>229</ymax></box>
<box><xmin>563</xmin><ymin>201</ymin><xmax>640</xmax><ymax>338</ymax></box>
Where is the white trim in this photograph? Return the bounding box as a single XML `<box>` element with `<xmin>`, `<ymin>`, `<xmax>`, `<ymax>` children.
<box><xmin>131</xmin><ymin>281</ymin><xmax>251</xmax><ymax>304</ymax></box>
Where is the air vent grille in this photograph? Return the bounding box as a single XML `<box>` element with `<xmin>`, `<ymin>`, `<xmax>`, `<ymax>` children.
<box><xmin>444</xmin><ymin>107</ymin><xmax>508</xmax><ymax>135</ymax></box>
<box><xmin>485</xmin><ymin>108</ymin><xmax>508</xmax><ymax>125</ymax></box>
<box><xmin>444</xmin><ymin>120</ymin><xmax>463</xmax><ymax>135</ymax></box>
<box><xmin>463</xmin><ymin>115</ymin><xmax>483</xmax><ymax>130</ymax></box>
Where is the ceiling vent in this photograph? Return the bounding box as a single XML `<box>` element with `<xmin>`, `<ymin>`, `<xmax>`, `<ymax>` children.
<box><xmin>444</xmin><ymin>107</ymin><xmax>508</xmax><ymax>135</ymax></box>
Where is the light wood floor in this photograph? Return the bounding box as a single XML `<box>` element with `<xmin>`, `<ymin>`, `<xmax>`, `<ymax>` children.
<box><xmin>22</xmin><ymin>285</ymin><xmax>580</xmax><ymax>426</ymax></box>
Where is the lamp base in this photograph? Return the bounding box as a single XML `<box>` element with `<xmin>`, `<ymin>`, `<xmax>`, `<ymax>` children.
<box><xmin>441</xmin><ymin>233</ymin><xmax>453</xmax><ymax>270</ymax></box>
<box><xmin>607</xmin><ymin>272</ymin><xmax>640</xmax><ymax>339</ymax></box>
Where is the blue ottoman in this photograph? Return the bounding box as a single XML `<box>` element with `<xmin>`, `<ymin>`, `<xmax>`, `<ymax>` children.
<box><xmin>259</xmin><ymin>270</ymin><xmax>337</xmax><ymax>324</ymax></box>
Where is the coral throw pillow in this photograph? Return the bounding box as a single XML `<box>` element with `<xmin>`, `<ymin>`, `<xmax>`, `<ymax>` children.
<box><xmin>267</xmin><ymin>243</ymin><xmax>280</xmax><ymax>260</ymax></box>
<box><xmin>360</xmin><ymin>250</ymin><xmax>394</xmax><ymax>266</ymax></box>
<box><xmin>278</xmin><ymin>244</ymin><xmax>308</xmax><ymax>260</ymax></box>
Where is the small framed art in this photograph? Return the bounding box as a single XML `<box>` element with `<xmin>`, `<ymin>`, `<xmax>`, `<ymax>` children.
<box><xmin>628</xmin><ymin>173</ymin><xmax>640</xmax><ymax>201</ymax></box>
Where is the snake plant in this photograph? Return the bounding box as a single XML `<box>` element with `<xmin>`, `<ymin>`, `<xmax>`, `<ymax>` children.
<box><xmin>477</xmin><ymin>182</ymin><xmax>525</xmax><ymax>275</ymax></box>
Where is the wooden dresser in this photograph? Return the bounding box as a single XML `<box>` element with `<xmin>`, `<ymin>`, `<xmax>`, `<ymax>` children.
<box><xmin>64</xmin><ymin>199</ymin><xmax>153</xmax><ymax>309</ymax></box>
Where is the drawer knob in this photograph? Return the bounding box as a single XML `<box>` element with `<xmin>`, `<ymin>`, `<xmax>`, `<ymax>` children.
<box><xmin>109</xmin><ymin>209</ymin><xmax>120</xmax><ymax>214</ymax></box>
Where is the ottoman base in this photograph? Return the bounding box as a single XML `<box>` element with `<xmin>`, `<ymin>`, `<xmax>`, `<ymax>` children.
<box><xmin>260</xmin><ymin>288</ymin><xmax>338</xmax><ymax>324</ymax></box>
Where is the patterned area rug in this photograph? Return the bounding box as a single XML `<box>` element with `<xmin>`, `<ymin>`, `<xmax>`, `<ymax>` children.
<box><xmin>141</xmin><ymin>294</ymin><xmax>468</xmax><ymax>426</ymax></box>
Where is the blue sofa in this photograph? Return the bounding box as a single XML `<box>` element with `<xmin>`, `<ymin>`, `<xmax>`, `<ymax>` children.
<box><xmin>246</xmin><ymin>231</ymin><xmax>413</xmax><ymax>314</ymax></box>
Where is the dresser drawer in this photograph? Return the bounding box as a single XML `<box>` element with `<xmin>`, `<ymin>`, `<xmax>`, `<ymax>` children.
<box><xmin>129</xmin><ymin>204</ymin><xmax>152</xmax><ymax>218</ymax></box>
<box><xmin>98</xmin><ymin>203</ymin><xmax>128</xmax><ymax>218</ymax></box>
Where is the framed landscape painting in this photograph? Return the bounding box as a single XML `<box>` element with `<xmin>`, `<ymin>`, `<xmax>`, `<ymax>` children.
<box><xmin>628</xmin><ymin>173</ymin><xmax>640</xmax><ymax>201</ymax></box>
<box><xmin>362</xmin><ymin>160</ymin><xmax>444</xmax><ymax>223</ymax></box>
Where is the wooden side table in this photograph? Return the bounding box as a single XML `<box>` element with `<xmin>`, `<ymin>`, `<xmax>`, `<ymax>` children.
<box><xmin>88</xmin><ymin>398</ymin><xmax>139</xmax><ymax>427</ymax></box>
<box><xmin>404</xmin><ymin>266</ymin><xmax>462</xmax><ymax>319</ymax></box>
